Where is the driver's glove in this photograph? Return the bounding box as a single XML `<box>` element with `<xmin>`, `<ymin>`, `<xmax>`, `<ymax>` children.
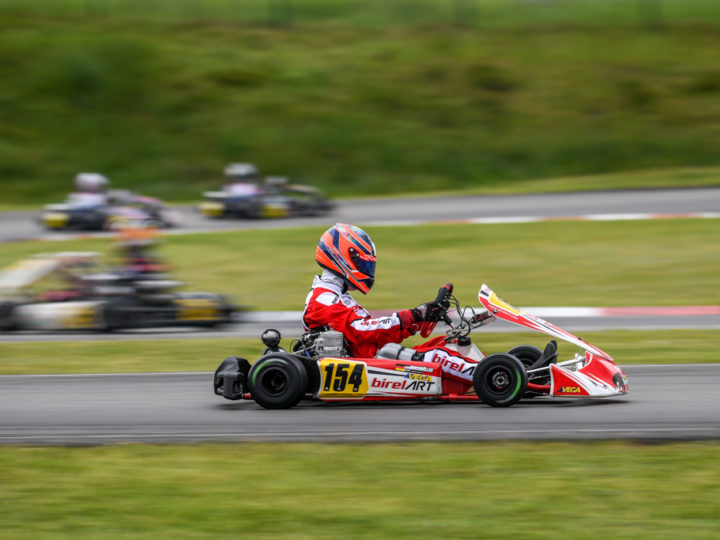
<box><xmin>411</xmin><ymin>301</ymin><xmax>444</xmax><ymax>323</ymax></box>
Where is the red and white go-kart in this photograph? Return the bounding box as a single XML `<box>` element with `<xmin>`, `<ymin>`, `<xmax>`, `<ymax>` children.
<box><xmin>214</xmin><ymin>283</ymin><xmax>629</xmax><ymax>408</ymax></box>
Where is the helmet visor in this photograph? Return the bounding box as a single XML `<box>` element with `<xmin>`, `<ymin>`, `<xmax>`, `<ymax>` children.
<box><xmin>349</xmin><ymin>248</ymin><xmax>376</xmax><ymax>279</ymax></box>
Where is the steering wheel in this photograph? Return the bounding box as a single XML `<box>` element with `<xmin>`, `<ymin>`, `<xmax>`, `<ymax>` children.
<box><xmin>419</xmin><ymin>282</ymin><xmax>454</xmax><ymax>338</ymax></box>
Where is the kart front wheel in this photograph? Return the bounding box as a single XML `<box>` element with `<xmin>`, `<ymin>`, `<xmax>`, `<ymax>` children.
<box><xmin>474</xmin><ymin>354</ymin><xmax>528</xmax><ymax>407</ymax></box>
<box><xmin>247</xmin><ymin>354</ymin><xmax>307</xmax><ymax>409</ymax></box>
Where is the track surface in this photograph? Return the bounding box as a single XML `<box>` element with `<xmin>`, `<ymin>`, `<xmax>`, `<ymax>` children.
<box><xmin>2</xmin><ymin>187</ymin><xmax>719</xmax><ymax>243</ymax></box>
<box><xmin>1</xmin><ymin>365</ymin><xmax>718</xmax><ymax>445</ymax></box>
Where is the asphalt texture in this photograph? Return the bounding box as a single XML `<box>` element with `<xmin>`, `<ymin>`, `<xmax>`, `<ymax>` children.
<box><xmin>1</xmin><ymin>365</ymin><xmax>718</xmax><ymax>445</ymax></box>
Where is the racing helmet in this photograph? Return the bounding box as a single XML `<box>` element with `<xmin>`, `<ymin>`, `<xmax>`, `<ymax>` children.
<box><xmin>316</xmin><ymin>223</ymin><xmax>376</xmax><ymax>294</ymax></box>
<box><xmin>224</xmin><ymin>163</ymin><xmax>260</xmax><ymax>182</ymax></box>
<box><xmin>74</xmin><ymin>173</ymin><xmax>109</xmax><ymax>193</ymax></box>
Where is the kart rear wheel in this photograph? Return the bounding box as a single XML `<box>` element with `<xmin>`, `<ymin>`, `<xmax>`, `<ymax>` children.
<box><xmin>507</xmin><ymin>345</ymin><xmax>545</xmax><ymax>397</ymax></box>
<box><xmin>474</xmin><ymin>354</ymin><xmax>528</xmax><ymax>407</ymax></box>
<box><xmin>247</xmin><ymin>354</ymin><xmax>307</xmax><ymax>409</ymax></box>
<box><xmin>507</xmin><ymin>345</ymin><xmax>542</xmax><ymax>368</ymax></box>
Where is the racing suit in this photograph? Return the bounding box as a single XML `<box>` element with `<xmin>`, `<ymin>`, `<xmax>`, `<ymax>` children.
<box><xmin>302</xmin><ymin>270</ymin><xmax>480</xmax><ymax>383</ymax></box>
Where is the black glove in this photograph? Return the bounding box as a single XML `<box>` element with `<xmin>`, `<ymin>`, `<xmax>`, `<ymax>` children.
<box><xmin>411</xmin><ymin>301</ymin><xmax>444</xmax><ymax>323</ymax></box>
<box><xmin>411</xmin><ymin>282</ymin><xmax>454</xmax><ymax>324</ymax></box>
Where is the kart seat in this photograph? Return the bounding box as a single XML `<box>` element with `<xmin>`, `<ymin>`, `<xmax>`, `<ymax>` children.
<box><xmin>527</xmin><ymin>340</ymin><xmax>558</xmax><ymax>371</ymax></box>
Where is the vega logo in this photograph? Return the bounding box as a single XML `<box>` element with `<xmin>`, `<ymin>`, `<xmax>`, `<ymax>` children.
<box><xmin>559</xmin><ymin>386</ymin><xmax>582</xmax><ymax>394</ymax></box>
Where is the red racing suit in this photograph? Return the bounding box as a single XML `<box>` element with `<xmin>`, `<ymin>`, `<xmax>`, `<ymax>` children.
<box><xmin>302</xmin><ymin>271</ymin><xmax>418</xmax><ymax>358</ymax></box>
<box><xmin>302</xmin><ymin>271</ymin><xmax>481</xmax><ymax>383</ymax></box>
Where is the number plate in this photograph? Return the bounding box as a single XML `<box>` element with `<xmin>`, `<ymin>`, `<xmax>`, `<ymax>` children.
<box><xmin>177</xmin><ymin>298</ymin><xmax>219</xmax><ymax>320</ymax></box>
<box><xmin>317</xmin><ymin>358</ymin><xmax>368</xmax><ymax>399</ymax></box>
<box><xmin>62</xmin><ymin>304</ymin><xmax>99</xmax><ymax>329</ymax></box>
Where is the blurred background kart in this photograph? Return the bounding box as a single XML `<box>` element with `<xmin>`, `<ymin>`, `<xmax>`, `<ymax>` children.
<box><xmin>199</xmin><ymin>163</ymin><xmax>334</xmax><ymax>219</ymax></box>
<box><xmin>0</xmin><ymin>237</ymin><xmax>236</xmax><ymax>332</ymax></box>
<box><xmin>41</xmin><ymin>173</ymin><xmax>183</xmax><ymax>231</ymax></box>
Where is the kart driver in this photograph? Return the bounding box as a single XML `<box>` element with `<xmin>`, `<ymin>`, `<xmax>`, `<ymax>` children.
<box><xmin>113</xmin><ymin>226</ymin><xmax>169</xmax><ymax>279</ymax></box>
<box><xmin>67</xmin><ymin>173</ymin><xmax>110</xmax><ymax>208</ymax></box>
<box><xmin>302</xmin><ymin>223</ymin><xmax>490</xmax><ymax>383</ymax></box>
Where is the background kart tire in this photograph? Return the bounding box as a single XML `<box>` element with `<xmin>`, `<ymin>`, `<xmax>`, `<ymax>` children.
<box><xmin>247</xmin><ymin>354</ymin><xmax>307</xmax><ymax>409</ymax></box>
<box><xmin>474</xmin><ymin>353</ymin><xmax>528</xmax><ymax>408</ymax></box>
<box><xmin>0</xmin><ymin>301</ymin><xmax>19</xmax><ymax>331</ymax></box>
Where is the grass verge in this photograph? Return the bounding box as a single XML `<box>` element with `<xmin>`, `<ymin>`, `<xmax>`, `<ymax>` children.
<box><xmin>1</xmin><ymin>441</ymin><xmax>719</xmax><ymax>539</ymax></box>
<box><xmin>0</xmin><ymin>329</ymin><xmax>717</xmax><ymax>375</ymax></box>
<box><xmin>3</xmin><ymin>2</ymin><xmax>720</xmax><ymax>202</ymax></box>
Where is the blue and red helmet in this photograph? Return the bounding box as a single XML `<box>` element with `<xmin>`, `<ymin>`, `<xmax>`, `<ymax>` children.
<box><xmin>316</xmin><ymin>223</ymin><xmax>376</xmax><ymax>294</ymax></box>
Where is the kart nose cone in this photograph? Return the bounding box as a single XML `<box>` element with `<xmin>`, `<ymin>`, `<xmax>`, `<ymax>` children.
<box><xmin>42</xmin><ymin>212</ymin><xmax>69</xmax><ymax>229</ymax></box>
<box><xmin>200</xmin><ymin>202</ymin><xmax>225</xmax><ymax>217</ymax></box>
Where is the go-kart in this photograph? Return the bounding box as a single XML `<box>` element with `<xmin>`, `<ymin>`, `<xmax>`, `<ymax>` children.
<box><xmin>0</xmin><ymin>252</ymin><xmax>235</xmax><ymax>331</ymax></box>
<box><xmin>41</xmin><ymin>190</ymin><xmax>183</xmax><ymax>231</ymax></box>
<box><xmin>214</xmin><ymin>284</ymin><xmax>629</xmax><ymax>408</ymax></box>
<box><xmin>200</xmin><ymin>176</ymin><xmax>334</xmax><ymax>219</ymax></box>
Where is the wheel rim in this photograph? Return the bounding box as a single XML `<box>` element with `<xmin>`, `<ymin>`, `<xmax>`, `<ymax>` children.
<box><xmin>260</xmin><ymin>367</ymin><xmax>288</xmax><ymax>397</ymax></box>
<box><xmin>486</xmin><ymin>367</ymin><xmax>513</xmax><ymax>394</ymax></box>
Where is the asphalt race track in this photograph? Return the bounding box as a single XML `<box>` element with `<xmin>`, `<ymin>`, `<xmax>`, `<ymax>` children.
<box><xmin>1</xmin><ymin>186</ymin><xmax>719</xmax><ymax>243</ymax></box>
<box><xmin>1</xmin><ymin>365</ymin><xmax>718</xmax><ymax>445</ymax></box>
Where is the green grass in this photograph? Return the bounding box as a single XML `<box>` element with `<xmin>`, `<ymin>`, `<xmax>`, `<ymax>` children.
<box><xmin>0</xmin><ymin>329</ymin><xmax>716</xmax><ymax>375</ymax></box>
<box><xmin>1</xmin><ymin>441</ymin><xmax>719</xmax><ymax>539</ymax></box>
<box><xmin>2</xmin><ymin>2</ymin><xmax>720</xmax><ymax>203</ymax></box>
<box><xmin>2</xmin><ymin>219</ymin><xmax>718</xmax><ymax>311</ymax></box>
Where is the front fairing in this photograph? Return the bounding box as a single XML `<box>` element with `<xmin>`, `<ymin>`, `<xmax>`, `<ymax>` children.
<box><xmin>479</xmin><ymin>284</ymin><xmax>613</xmax><ymax>361</ymax></box>
<box><xmin>479</xmin><ymin>284</ymin><xmax>629</xmax><ymax>398</ymax></box>
<box><xmin>550</xmin><ymin>352</ymin><xmax>629</xmax><ymax>397</ymax></box>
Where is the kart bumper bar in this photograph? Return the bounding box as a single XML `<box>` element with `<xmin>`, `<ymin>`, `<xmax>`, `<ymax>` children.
<box><xmin>213</xmin><ymin>357</ymin><xmax>251</xmax><ymax>400</ymax></box>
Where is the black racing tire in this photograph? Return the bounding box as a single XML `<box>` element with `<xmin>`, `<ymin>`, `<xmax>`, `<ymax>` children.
<box><xmin>0</xmin><ymin>301</ymin><xmax>19</xmax><ymax>331</ymax></box>
<box><xmin>247</xmin><ymin>354</ymin><xmax>308</xmax><ymax>409</ymax></box>
<box><xmin>473</xmin><ymin>353</ymin><xmax>528</xmax><ymax>408</ymax></box>
<box><xmin>507</xmin><ymin>344</ymin><xmax>553</xmax><ymax>395</ymax></box>
<box><xmin>507</xmin><ymin>345</ymin><xmax>543</xmax><ymax>397</ymax></box>
<box><xmin>507</xmin><ymin>345</ymin><xmax>542</xmax><ymax>368</ymax></box>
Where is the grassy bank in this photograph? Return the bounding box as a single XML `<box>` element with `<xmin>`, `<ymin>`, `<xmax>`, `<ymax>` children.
<box><xmin>2</xmin><ymin>2</ymin><xmax>720</xmax><ymax>202</ymax></box>
<box><xmin>2</xmin><ymin>219</ymin><xmax>718</xmax><ymax>310</ymax></box>
<box><xmin>0</xmin><ymin>329</ymin><xmax>717</xmax><ymax>375</ymax></box>
<box><xmin>1</xmin><ymin>441</ymin><xmax>718</xmax><ymax>539</ymax></box>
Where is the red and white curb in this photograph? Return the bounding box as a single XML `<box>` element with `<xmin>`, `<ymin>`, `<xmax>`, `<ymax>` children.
<box><xmin>369</xmin><ymin>212</ymin><xmax>720</xmax><ymax>227</ymax></box>
<box><xmin>242</xmin><ymin>305</ymin><xmax>720</xmax><ymax>323</ymax></box>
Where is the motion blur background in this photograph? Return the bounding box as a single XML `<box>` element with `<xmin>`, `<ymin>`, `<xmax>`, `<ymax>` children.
<box><xmin>2</xmin><ymin>0</ymin><xmax>720</xmax><ymax>202</ymax></box>
<box><xmin>2</xmin><ymin>3</ymin><xmax>719</xmax><ymax>539</ymax></box>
